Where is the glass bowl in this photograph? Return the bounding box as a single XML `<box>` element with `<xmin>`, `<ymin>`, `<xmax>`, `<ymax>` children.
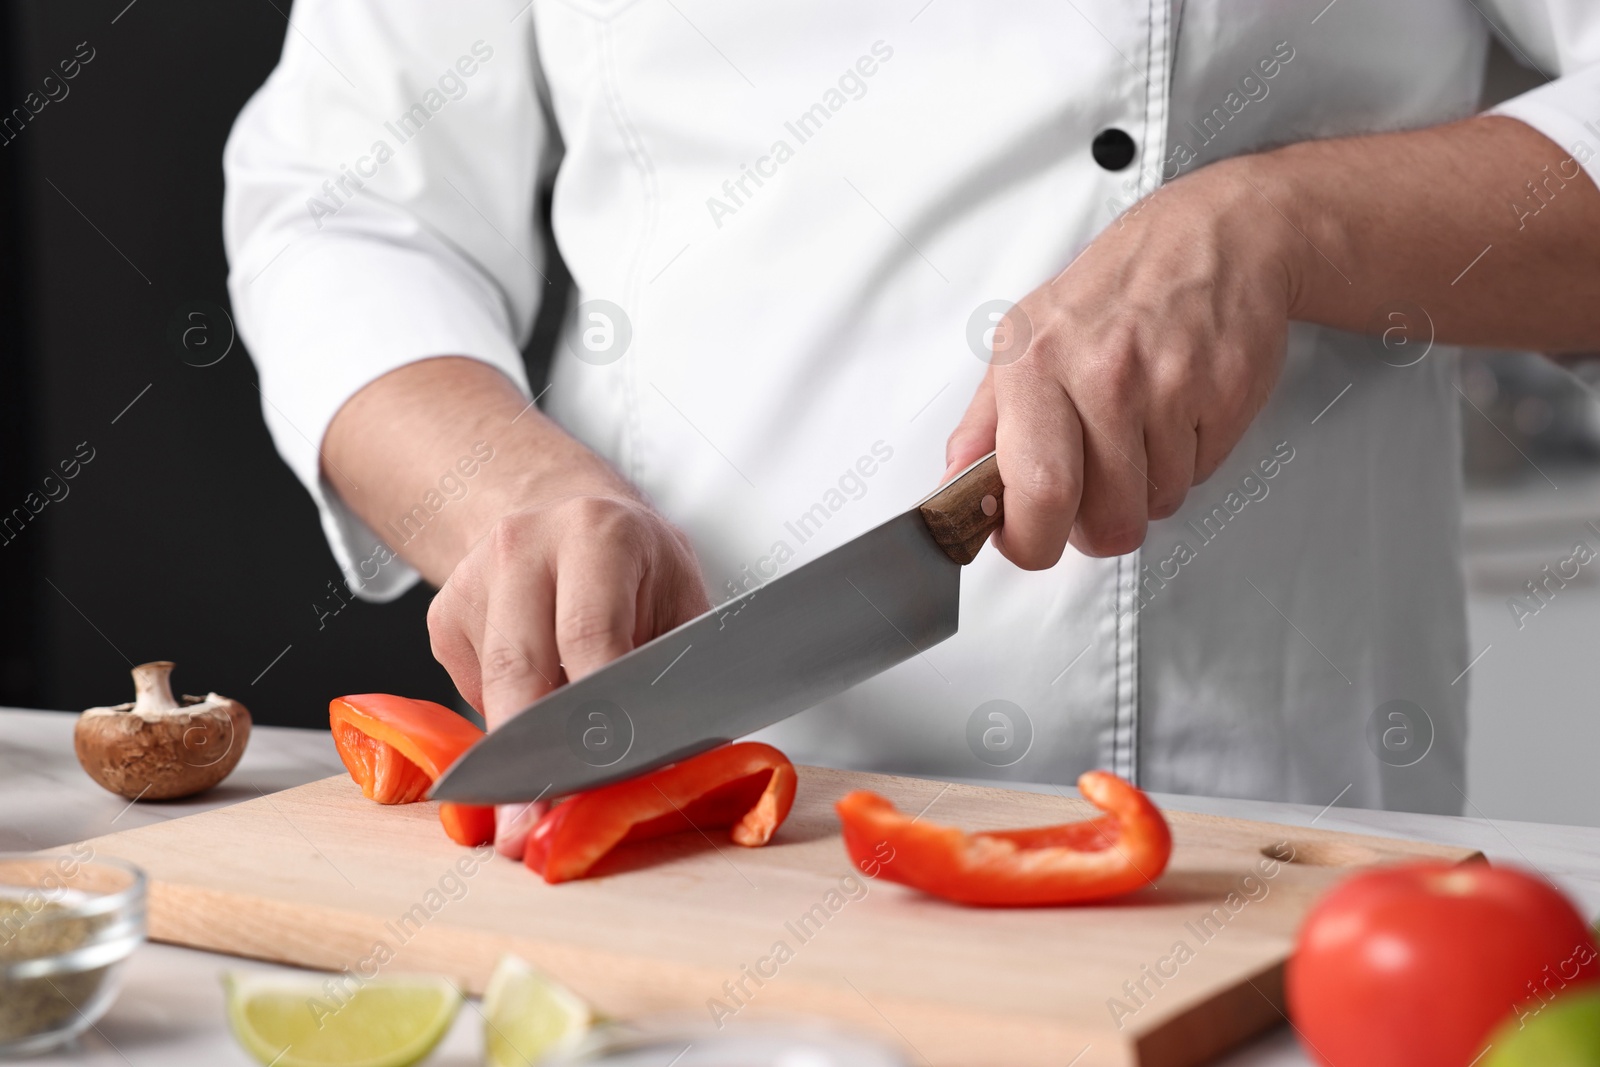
<box><xmin>0</xmin><ymin>851</ymin><xmax>146</xmax><ymax>1055</ymax></box>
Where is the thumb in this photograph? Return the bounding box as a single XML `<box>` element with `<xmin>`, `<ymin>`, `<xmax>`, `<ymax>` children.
<box><xmin>943</xmin><ymin>371</ymin><xmax>998</xmax><ymax>483</ymax></box>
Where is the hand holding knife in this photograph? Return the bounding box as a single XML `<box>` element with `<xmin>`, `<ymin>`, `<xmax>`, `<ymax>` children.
<box><xmin>431</xmin><ymin>453</ymin><xmax>1005</xmax><ymax>804</ymax></box>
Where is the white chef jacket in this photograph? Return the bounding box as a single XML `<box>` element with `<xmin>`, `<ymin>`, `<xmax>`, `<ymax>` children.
<box><xmin>224</xmin><ymin>0</ymin><xmax>1600</xmax><ymax>814</ymax></box>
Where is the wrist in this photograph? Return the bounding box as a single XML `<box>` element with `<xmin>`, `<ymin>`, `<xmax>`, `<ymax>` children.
<box><xmin>450</xmin><ymin>421</ymin><xmax>641</xmax><ymax>555</ymax></box>
<box><xmin>324</xmin><ymin>356</ymin><xmax>648</xmax><ymax>583</ymax></box>
<box><xmin>1223</xmin><ymin>147</ymin><xmax>1346</xmax><ymax>322</ymax></box>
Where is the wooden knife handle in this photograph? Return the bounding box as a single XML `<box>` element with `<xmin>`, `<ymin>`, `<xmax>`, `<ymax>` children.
<box><xmin>920</xmin><ymin>453</ymin><xmax>1004</xmax><ymax>565</ymax></box>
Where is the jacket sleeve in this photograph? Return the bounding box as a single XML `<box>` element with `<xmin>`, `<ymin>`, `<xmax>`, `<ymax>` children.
<box><xmin>223</xmin><ymin>0</ymin><xmax>551</xmax><ymax>602</ymax></box>
<box><xmin>1479</xmin><ymin>0</ymin><xmax>1600</xmax><ymax>186</ymax></box>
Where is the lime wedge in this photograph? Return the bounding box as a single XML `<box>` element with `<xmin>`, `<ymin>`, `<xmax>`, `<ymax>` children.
<box><xmin>1484</xmin><ymin>990</ymin><xmax>1600</xmax><ymax>1067</ymax></box>
<box><xmin>482</xmin><ymin>954</ymin><xmax>592</xmax><ymax>1067</ymax></box>
<box><xmin>223</xmin><ymin>971</ymin><xmax>461</xmax><ymax>1067</ymax></box>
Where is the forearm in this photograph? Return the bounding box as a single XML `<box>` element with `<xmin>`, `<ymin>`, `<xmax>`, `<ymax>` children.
<box><xmin>321</xmin><ymin>357</ymin><xmax>637</xmax><ymax>585</ymax></box>
<box><xmin>1243</xmin><ymin>116</ymin><xmax>1600</xmax><ymax>352</ymax></box>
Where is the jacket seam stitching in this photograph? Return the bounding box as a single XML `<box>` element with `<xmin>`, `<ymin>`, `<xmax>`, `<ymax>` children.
<box><xmin>596</xmin><ymin>17</ymin><xmax>659</xmax><ymax>483</ymax></box>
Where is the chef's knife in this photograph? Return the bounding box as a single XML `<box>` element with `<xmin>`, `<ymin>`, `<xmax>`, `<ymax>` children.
<box><xmin>430</xmin><ymin>452</ymin><xmax>1005</xmax><ymax>804</ymax></box>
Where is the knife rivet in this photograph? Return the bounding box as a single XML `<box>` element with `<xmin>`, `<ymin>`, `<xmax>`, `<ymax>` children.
<box><xmin>981</xmin><ymin>494</ymin><xmax>997</xmax><ymax>517</ymax></box>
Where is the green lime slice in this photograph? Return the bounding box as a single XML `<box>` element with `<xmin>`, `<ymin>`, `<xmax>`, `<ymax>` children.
<box><xmin>481</xmin><ymin>954</ymin><xmax>592</xmax><ymax>1067</ymax></box>
<box><xmin>1484</xmin><ymin>989</ymin><xmax>1600</xmax><ymax>1067</ymax></box>
<box><xmin>223</xmin><ymin>971</ymin><xmax>461</xmax><ymax>1067</ymax></box>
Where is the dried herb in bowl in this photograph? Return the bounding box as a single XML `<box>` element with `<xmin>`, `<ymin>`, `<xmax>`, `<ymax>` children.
<box><xmin>0</xmin><ymin>899</ymin><xmax>111</xmax><ymax>1045</ymax></box>
<box><xmin>0</xmin><ymin>853</ymin><xmax>146</xmax><ymax>1055</ymax></box>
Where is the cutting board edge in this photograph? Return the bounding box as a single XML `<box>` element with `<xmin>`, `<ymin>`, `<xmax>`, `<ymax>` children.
<box><xmin>139</xmin><ymin>877</ymin><xmax>1126</xmax><ymax>1067</ymax></box>
<box><xmin>1124</xmin><ymin>959</ymin><xmax>1287</xmax><ymax>1067</ymax></box>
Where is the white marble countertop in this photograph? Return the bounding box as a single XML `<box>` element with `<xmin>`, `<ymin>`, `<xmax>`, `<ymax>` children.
<box><xmin>6</xmin><ymin>706</ymin><xmax>1599</xmax><ymax>1067</ymax></box>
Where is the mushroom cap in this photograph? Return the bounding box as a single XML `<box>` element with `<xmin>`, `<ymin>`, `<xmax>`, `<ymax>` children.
<box><xmin>75</xmin><ymin>668</ymin><xmax>252</xmax><ymax>800</ymax></box>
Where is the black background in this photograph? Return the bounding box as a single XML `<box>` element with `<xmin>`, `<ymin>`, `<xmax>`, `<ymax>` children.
<box><xmin>0</xmin><ymin>1</ymin><xmax>565</xmax><ymax>726</ymax></box>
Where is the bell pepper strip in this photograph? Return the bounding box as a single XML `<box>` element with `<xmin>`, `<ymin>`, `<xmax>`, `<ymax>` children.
<box><xmin>329</xmin><ymin>694</ymin><xmax>496</xmax><ymax>846</ymax></box>
<box><xmin>524</xmin><ymin>742</ymin><xmax>797</xmax><ymax>884</ymax></box>
<box><xmin>836</xmin><ymin>770</ymin><xmax>1172</xmax><ymax>907</ymax></box>
<box><xmin>436</xmin><ymin>801</ymin><xmax>498</xmax><ymax>847</ymax></box>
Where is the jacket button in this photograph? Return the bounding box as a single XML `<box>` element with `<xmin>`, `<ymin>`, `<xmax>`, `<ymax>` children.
<box><xmin>1092</xmin><ymin>128</ymin><xmax>1137</xmax><ymax>171</ymax></box>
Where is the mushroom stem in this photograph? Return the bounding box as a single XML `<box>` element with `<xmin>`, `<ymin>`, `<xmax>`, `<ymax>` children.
<box><xmin>130</xmin><ymin>661</ymin><xmax>181</xmax><ymax>715</ymax></box>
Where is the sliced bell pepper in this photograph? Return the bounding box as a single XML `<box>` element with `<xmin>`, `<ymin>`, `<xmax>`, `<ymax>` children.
<box><xmin>524</xmin><ymin>742</ymin><xmax>797</xmax><ymax>884</ymax></box>
<box><xmin>437</xmin><ymin>801</ymin><xmax>497</xmax><ymax>847</ymax></box>
<box><xmin>329</xmin><ymin>694</ymin><xmax>496</xmax><ymax>847</ymax></box>
<box><xmin>837</xmin><ymin>770</ymin><xmax>1172</xmax><ymax>907</ymax></box>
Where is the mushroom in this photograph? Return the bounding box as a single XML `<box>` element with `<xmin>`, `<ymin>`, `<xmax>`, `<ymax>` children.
<box><xmin>74</xmin><ymin>661</ymin><xmax>251</xmax><ymax>800</ymax></box>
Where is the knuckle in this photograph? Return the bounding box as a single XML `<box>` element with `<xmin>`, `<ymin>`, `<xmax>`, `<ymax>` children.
<box><xmin>1076</xmin><ymin>517</ymin><xmax>1146</xmax><ymax>558</ymax></box>
<box><xmin>1193</xmin><ymin>444</ymin><xmax>1236</xmax><ymax>484</ymax></box>
<box><xmin>481</xmin><ymin>645</ymin><xmax>537</xmax><ymax>687</ymax></box>
<box><xmin>426</xmin><ymin>593</ymin><xmax>468</xmax><ymax>658</ymax></box>
<box><xmin>564</xmin><ymin>494</ymin><xmax>620</xmax><ymax>526</ymax></box>
<box><xmin>426</xmin><ymin>620</ymin><xmax>451</xmax><ymax>664</ymax></box>
<box><xmin>1097</xmin><ymin>361</ymin><xmax>1144</xmax><ymax>408</ymax></box>
<box><xmin>946</xmin><ymin>423</ymin><xmax>978</xmax><ymax>451</ymax></box>
<box><xmin>566</xmin><ymin>496</ymin><xmax>649</xmax><ymax>548</ymax></box>
<box><xmin>1007</xmin><ymin>459</ymin><xmax>1077</xmax><ymax>518</ymax></box>
<box><xmin>485</xmin><ymin>514</ymin><xmax>533</xmax><ymax>564</ymax></box>
<box><xmin>1149</xmin><ymin>488</ymin><xmax>1189</xmax><ymax>521</ymax></box>
<box><xmin>668</xmin><ymin>526</ymin><xmax>701</xmax><ymax>568</ymax></box>
<box><xmin>1147</xmin><ymin>357</ymin><xmax>1194</xmax><ymax>404</ymax></box>
<box><xmin>1073</xmin><ymin>323</ymin><xmax>1139</xmax><ymax>381</ymax></box>
<box><xmin>1003</xmin><ymin>538</ymin><xmax>1065</xmax><ymax>572</ymax></box>
<box><xmin>556</xmin><ymin>608</ymin><xmax>627</xmax><ymax>658</ymax></box>
<box><xmin>425</xmin><ymin>590</ymin><xmax>450</xmax><ymax>633</ymax></box>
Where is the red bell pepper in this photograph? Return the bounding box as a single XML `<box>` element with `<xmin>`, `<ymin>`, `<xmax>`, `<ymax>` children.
<box><xmin>525</xmin><ymin>742</ymin><xmax>797</xmax><ymax>884</ymax></box>
<box><xmin>436</xmin><ymin>801</ymin><xmax>497</xmax><ymax>847</ymax></box>
<box><xmin>329</xmin><ymin>694</ymin><xmax>496</xmax><ymax>847</ymax></box>
<box><xmin>837</xmin><ymin>770</ymin><xmax>1172</xmax><ymax>906</ymax></box>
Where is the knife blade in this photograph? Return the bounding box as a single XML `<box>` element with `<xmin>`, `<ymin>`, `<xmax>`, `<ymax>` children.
<box><xmin>429</xmin><ymin>452</ymin><xmax>1005</xmax><ymax>803</ymax></box>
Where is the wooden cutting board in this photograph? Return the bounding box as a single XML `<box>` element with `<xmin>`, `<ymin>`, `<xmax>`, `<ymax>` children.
<box><xmin>70</xmin><ymin>768</ymin><xmax>1475</xmax><ymax>1066</ymax></box>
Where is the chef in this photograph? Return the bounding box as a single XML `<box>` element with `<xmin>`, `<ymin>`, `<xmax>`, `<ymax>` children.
<box><xmin>225</xmin><ymin>0</ymin><xmax>1600</xmax><ymax>855</ymax></box>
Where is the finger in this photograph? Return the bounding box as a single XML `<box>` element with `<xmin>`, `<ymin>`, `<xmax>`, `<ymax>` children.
<box><xmin>991</xmin><ymin>363</ymin><xmax>1083</xmax><ymax>569</ymax></box>
<box><xmin>1193</xmin><ymin>346</ymin><xmax>1277</xmax><ymax>483</ymax></box>
<box><xmin>476</xmin><ymin>553</ymin><xmax>561</xmax><ymax>731</ymax></box>
<box><xmin>474</xmin><ymin>537</ymin><xmax>562</xmax><ymax>859</ymax></box>
<box><xmin>554</xmin><ymin>523</ymin><xmax>645</xmax><ymax>682</ymax></box>
<box><xmin>1067</xmin><ymin>403</ymin><xmax>1151</xmax><ymax>558</ymax></box>
<box><xmin>647</xmin><ymin>531</ymin><xmax>712</xmax><ymax>639</ymax></box>
<box><xmin>943</xmin><ymin>371</ymin><xmax>998</xmax><ymax>482</ymax></box>
<box><xmin>1144</xmin><ymin>416</ymin><xmax>1198</xmax><ymax>521</ymax></box>
<box><xmin>427</xmin><ymin>581</ymin><xmax>486</xmax><ymax>716</ymax></box>
<box><xmin>431</xmin><ymin>571</ymin><xmax>559</xmax><ymax>859</ymax></box>
<box><xmin>1192</xmin><ymin>418</ymin><xmax>1239</xmax><ymax>485</ymax></box>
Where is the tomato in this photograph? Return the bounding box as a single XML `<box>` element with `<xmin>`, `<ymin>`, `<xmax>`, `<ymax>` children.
<box><xmin>1287</xmin><ymin>862</ymin><xmax>1600</xmax><ymax>1067</ymax></box>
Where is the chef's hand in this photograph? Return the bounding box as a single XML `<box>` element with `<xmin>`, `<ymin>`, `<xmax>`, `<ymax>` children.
<box><xmin>944</xmin><ymin>156</ymin><xmax>1295</xmax><ymax>566</ymax></box>
<box><xmin>322</xmin><ymin>357</ymin><xmax>710</xmax><ymax>857</ymax></box>
<box><xmin>428</xmin><ymin>487</ymin><xmax>709</xmax><ymax>856</ymax></box>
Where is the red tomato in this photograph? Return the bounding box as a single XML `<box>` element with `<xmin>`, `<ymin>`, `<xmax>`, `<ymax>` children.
<box><xmin>1287</xmin><ymin>862</ymin><xmax>1600</xmax><ymax>1067</ymax></box>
